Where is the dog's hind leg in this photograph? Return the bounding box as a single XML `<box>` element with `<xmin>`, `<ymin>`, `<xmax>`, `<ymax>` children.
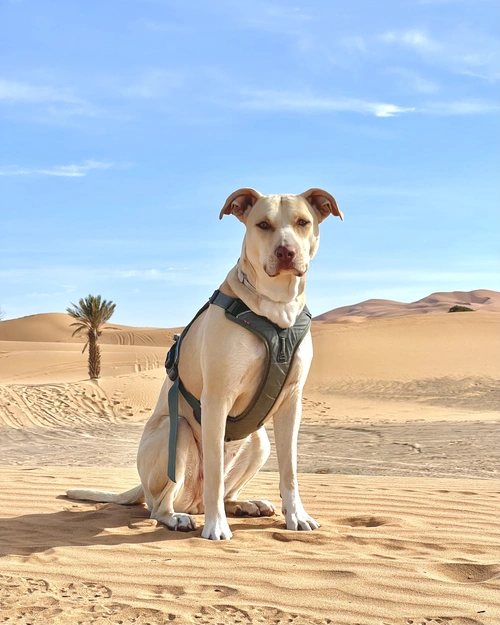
<box><xmin>223</xmin><ymin>428</ymin><xmax>276</xmax><ymax>518</ymax></box>
<box><xmin>138</xmin><ymin>415</ymin><xmax>201</xmax><ymax>532</ymax></box>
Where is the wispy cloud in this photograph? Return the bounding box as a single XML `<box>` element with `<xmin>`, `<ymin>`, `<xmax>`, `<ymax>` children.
<box><xmin>26</xmin><ymin>285</ymin><xmax>76</xmax><ymax>299</ymax></box>
<box><xmin>310</xmin><ymin>269</ymin><xmax>500</xmax><ymax>284</ymax></box>
<box><xmin>226</xmin><ymin>1</ymin><xmax>311</xmax><ymax>33</ymax></box>
<box><xmin>417</xmin><ymin>0</ymin><xmax>490</xmax><ymax>4</ymax></box>
<box><xmin>379</xmin><ymin>29</ymin><xmax>439</xmax><ymax>52</ymax></box>
<box><xmin>339</xmin><ymin>36</ymin><xmax>367</xmax><ymax>53</ymax></box>
<box><xmin>0</xmin><ymin>265</ymin><xmax>220</xmax><ymax>290</ymax></box>
<box><xmin>419</xmin><ymin>99</ymin><xmax>500</xmax><ymax>115</ymax></box>
<box><xmin>0</xmin><ymin>78</ymin><xmax>82</xmax><ymax>104</ymax></box>
<box><xmin>122</xmin><ymin>69</ymin><xmax>185</xmax><ymax>99</ymax></box>
<box><xmin>389</xmin><ymin>67</ymin><xmax>440</xmax><ymax>94</ymax></box>
<box><xmin>378</xmin><ymin>28</ymin><xmax>500</xmax><ymax>82</ymax></box>
<box><xmin>143</xmin><ymin>20</ymin><xmax>192</xmax><ymax>34</ymax></box>
<box><xmin>0</xmin><ymin>160</ymin><xmax>114</xmax><ymax>177</ymax></box>
<box><xmin>114</xmin><ymin>269</ymin><xmax>187</xmax><ymax>279</ymax></box>
<box><xmin>238</xmin><ymin>90</ymin><xmax>415</xmax><ymax>117</ymax></box>
<box><xmin>0</xmin><ymin>78</ymin><xmax>102</xmax><ymax>119</ymax></box>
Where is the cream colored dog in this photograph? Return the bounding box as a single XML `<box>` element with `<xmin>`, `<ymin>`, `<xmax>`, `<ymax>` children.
<box><xmin>68</xmin><ymin>188</ymin><xmax>343</xmax><ymax>540</ymax></box>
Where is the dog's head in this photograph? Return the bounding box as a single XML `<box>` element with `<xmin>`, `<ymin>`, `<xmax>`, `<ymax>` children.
<box><xmin>220</xmin><ymin>188</ymin><xmax>343</xmax><ymax>279</ymax></box>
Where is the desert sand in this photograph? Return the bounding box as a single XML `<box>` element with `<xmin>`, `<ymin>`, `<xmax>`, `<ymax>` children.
<box><xmin>0</xmin><ymin>290</ymin><xmax>499</xmax><ymax>625</ymax></box>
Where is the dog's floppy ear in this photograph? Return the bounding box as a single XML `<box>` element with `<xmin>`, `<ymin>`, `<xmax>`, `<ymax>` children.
<box><xmin>219</xmin><ymin>188</ymin><xmax>263</xmax><ymax>221</ymax></box>
<box><xmin>301</xmin><ymin>188</ymin><xmax>343</xmax><ymax>223</ymax></box>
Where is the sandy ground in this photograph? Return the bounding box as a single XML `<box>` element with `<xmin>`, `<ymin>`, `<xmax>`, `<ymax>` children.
<box><xmin>0</xmin><ymin>302</ymin><xmax>499</xmax><ymax>624</ymax></box>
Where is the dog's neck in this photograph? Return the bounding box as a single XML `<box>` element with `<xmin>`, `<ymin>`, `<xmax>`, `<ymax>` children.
<box><xmin>224</xmin><ymin>263</ymin><xmax>306</xmax><ymax>328</ymax></box>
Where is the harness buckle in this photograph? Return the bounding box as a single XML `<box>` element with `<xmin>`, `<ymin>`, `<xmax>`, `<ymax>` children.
<box><xmin>226</xmin><ymin>300</ymin><xmax>241</xmax><ymax>317</ymax></box>
<box><xmin>165</xmin><ymin>334</ymin><xmax>180</xmax><ymax>381</ymax></box>
<box><xmin>277</xmin><ymin>335</ymin><xmax>287</xmax><ymax>363</ymax></box>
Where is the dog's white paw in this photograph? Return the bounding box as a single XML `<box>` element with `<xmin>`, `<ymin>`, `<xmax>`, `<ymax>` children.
<box><xmin>226</xmin><ymin>499</ymin><xmax>276</xmax><ymax>517</ymax></box>
<box><xmin>284</xmin><ymin>509</ymin><xmax>320</xmax><ymax>531</ymax></box>
<box><xmin>159</xmin><ymin>512</ymin><xmax>197</xmax><ymax>532</ymax></box>
<box><xmin>201</xmin><ymin>516</ymin><xmax>233</xmax><ymax>540</ymax></box>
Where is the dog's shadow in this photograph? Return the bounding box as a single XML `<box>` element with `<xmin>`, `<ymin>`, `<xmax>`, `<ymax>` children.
<box><xmin>0</xmin><ymin>496</ymin><xmax>286</xmax><ymax>558</ymax></box>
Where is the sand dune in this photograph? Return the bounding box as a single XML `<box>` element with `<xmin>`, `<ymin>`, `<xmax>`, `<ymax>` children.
<box><xmin>0</xmin><ymin>295</ymin><xmax>499</xmax><ymax>623</ymax></box>
<box><xmin>0</xmin><ymin>312</ymin><xmax>181</xmax><ymax>346</ymax></box>
<box><xmin>315</xmin><ymin>289</ymin><xmax>500</xmax><ymax>321</ymax></box>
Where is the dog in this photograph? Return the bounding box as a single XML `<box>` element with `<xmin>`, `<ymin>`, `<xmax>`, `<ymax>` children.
<box><xmin>67</xmin><ymin>188</ymin><xmax>343</xmax><ymax>540</ymax></box>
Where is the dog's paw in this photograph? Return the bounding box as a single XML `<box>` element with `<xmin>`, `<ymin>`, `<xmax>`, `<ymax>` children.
<box><xmin>159</xmin><ymin>512</ymin><xmax>197</xmax><ymax>532</ymax></box>
<box><xmin>226</xmin><ymin>499</ymin><xmax>276</xmax><ymax>517</ymax></box>
<box><xmin>284</xmin><ymin>509</ymin><xmax>320</xmax><ymax>531</ymax></box>
<box><xmin>201</xmin><ymin>516</ymin><xmax>233</xmax><ymax>540</ymax></box>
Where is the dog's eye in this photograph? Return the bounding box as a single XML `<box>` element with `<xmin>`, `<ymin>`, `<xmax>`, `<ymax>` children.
<box><xmin>297</xmin><ymin>219</ymin><xmax>310</xmax><ymax>227</ymax></box>
<box><xmin>256</xmin><ymin>221</ymin><xmax>270</xmax><ymax>230</ymax></box>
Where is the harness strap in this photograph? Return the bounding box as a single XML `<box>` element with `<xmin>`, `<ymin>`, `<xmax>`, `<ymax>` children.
<box><xmin>167</xmin><ymin>378</ymin><xmax>179</xmax><ymax>483</ymax></box>
<box><xmin>167</xmin><ymin>380</ymin><xmax>202</xmax><ymax>483</ymax></box>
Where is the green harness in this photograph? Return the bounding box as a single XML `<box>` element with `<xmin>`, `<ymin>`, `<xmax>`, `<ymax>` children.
<box><xmin>165</xmin><ymin>289</ymin><xmax>311</xmax><ymax>482</ymax></box>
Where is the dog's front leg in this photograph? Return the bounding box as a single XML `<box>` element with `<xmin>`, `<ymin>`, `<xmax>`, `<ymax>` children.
<box><xmin>273</xmin><ymin>391</ymin><xmax>320</xmax><ymax>531</ymax></box>
<box><xmin>200</xmin><ymin>394</ymin><xmax>233</xmax><ymax>540</ymax></box>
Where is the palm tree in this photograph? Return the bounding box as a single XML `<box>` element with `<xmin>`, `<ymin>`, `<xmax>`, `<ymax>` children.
<box><xmin>67</xmin><ymin>295</ymin><xmax>116</xmax><ymax>379</ymax></box>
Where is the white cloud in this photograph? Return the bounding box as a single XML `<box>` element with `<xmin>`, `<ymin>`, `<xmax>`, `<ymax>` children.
<box><xmin>378</xmin><ymin>28</ymin><xmax>500</xmax><ymax>82</ymax></box>
<box><xmin>0</xmin><ymin>78</ymin><xmax>102</xmax><ymax>119</ymax></box>
<box><xmin>340</xmin><ymin>36</ymin><xmax>367</xmax><ymax>53</ymax></box>
<box><xmin>379</xmin><ymin>29</ymin><xmax>439</xmax><ymax>53</ymax></box>
<box><xmin>310</xmin><ymin>269</ymin><xmax>500</xmax><ymax>283</ymax></box>
<box><xmin>419</xmin><ymin>99</ymin><xmax>500</xmax><ymax>115</ymax></box>
<box><xmin>389</xmin><ymin>68</ymin><xmax>440</xmax><ymax>94</ymax></box>
<box><xmin>226</xmin><ymin>1</ymin><xmax>311</xmax><ymax>32</ymax></box>
<box><xmin>417</xmin><ymin>0</ymin><xmax>489</xmax><ymax>4</ymax></box>
<box><xmin>143</xmin><ymin>20</ymin><xmax>191</xmax><ymax>34</ymax></box>
<box><xmin>238</xmin><ymin>90</ymin><xmax>415</xmax><ymax>117</ymax></box>
<box><xmin>122</xmin><ymin>69</ymin><xmax>185</xmax><ymax>99</ymax></box>
<box><xmin>114</xmin><ymin>269</ymin><xmax>187</xmax><ymax>279</ymax></box>
<box><xmin>0</xmin><ymin>78</ymin><xmax>82</xmax><ymax>104</ymax></box>
<box><xmin>0</xmin><ymin>160</ymin><xmax>114</xmax><ymax>177</ymax></box>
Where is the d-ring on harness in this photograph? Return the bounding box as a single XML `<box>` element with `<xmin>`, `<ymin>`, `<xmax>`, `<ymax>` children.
<box><xmin>164</xmin><ymin>290</ymin><xmax>311</xmax><ymax>482</ymax></box>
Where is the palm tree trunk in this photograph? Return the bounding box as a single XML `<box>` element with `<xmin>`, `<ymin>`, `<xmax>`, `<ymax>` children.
<box><xmin>88</xmin><ymin>329</ymin><xmax>101</xmax><ymax>379</ymax></box>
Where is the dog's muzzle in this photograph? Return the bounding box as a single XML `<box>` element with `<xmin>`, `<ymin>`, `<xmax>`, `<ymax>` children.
<box><xmin>265</xmin><ymin>246</ymin><xmax>306</xmax><ymax>277</ymax></box>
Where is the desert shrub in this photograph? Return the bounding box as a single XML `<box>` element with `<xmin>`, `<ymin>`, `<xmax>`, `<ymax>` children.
<box><xmin>448</xmin><ymin>305</ymin><xmax>474</xmax><ymax>313</ymax></box>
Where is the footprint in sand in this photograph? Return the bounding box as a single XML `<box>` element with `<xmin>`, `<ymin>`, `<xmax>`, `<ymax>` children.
<box><xmin>193</xmin><ymin>605</ymin><xmax>334</xmax><ymax>624</ymax></box>
<box><xmin>337</xmin><ymin>515</ymin><xmax>397</xmax><ymax>527</ymax></box>
<box><xmin>271</xmin><ymin>531</ymin><xmax>328</xmax><ymax>545</ymax></box>
<box><xmin>423</xmin><ymin>563</ymin><xmax>500</xmax><ymax>584</ymax></box>
<box><xmin>0</xmin><ymin>575</ymin><xmax>50</xmax><ymax>604</ymax></box>
<box><xmin>58</xmin><ymin>581</ymin><xmax>112</xmax><ymax>601</ymax></box>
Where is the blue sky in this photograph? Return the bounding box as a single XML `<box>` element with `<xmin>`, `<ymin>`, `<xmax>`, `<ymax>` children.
<box><xmin>1</xmin><ymin>0</ymin><xmax>499</xmax><ymax>326</ymax></box>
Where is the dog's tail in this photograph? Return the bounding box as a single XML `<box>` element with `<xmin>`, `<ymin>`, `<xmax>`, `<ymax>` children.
<box><xmin>66</xmin><ymin>484</ymin><xmax>145</xmax><ymax>505</ymax></box>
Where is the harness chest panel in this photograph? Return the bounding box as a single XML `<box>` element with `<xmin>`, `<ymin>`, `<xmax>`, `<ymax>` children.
<box><xmin>164</xmin><ymin>289</ymin><xmax>311</xmax><ymax>481</ymax></box>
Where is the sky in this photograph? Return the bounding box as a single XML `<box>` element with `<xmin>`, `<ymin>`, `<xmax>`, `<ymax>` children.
<box><xmin>1</xmin><ymin>0</ymin><xmax>499</xmax><ymax>327</ymax></box>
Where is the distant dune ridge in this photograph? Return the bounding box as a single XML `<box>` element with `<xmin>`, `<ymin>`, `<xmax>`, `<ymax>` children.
<box><xmin>314</xmin><ymin>288</ymin><xmax>500</xmax><ymax>322</ymax></box>
<box><xmin>1</xmin><ymin>290</ymin><xmax>498</xmax><ymax>341</ymax></box>
<box><xmin>0</xmin><ymin>312</ymin><xmax>181</xmax><ymax>346</ymax></box>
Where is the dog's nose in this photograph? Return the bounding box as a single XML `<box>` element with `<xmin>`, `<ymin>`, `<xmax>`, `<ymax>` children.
<box><xmin>275</xmin><ymin>246</ymin><xmax>296</xmax><ymax>268</ymax></box>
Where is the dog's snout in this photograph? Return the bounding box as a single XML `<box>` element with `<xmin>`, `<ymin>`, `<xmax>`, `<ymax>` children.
<box><xmin>275</xmin><ymin>246</ymin><xmax>296</xmax><ymax>269</ymax></box>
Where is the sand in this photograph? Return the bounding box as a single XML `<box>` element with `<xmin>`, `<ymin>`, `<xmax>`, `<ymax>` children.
<box><xmin>0</xmin><ymin>292</ymin><xmax>499</xmax><ymax>624</ymax></box>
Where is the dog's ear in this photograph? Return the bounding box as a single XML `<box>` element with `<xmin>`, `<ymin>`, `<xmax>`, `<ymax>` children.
<box><xmin>219</xmin><ymin>188</ymin><xmax>262</xmax><ymax>221</ymax></box>
<box><xmin>301</xmin><ymin>188</ymin><xmax>343</xmax><ymax>223</ymax></box>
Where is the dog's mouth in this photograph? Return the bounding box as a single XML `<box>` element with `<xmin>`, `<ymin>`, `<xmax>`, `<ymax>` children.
<box><xmin>264</xmin><ymin>265</ymin><xmax>307</xmax><ymax>278</ymax></box>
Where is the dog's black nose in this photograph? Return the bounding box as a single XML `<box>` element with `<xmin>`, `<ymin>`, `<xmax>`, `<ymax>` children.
<box><xmin>275</xmin><ymin>246</ymin><xmax>296</xmax><ymax>268</ymax></box>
